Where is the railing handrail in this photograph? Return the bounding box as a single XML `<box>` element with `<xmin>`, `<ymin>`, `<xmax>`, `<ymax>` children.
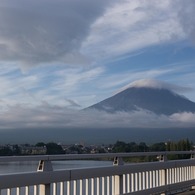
<box><xmin>0</xmin><ymin>151</ymin><xmax>194</xmax><ymax>162</ymax></box>
<box><xmin>0</xmin><ymin>152</ymin><xmax>195</xmax><ymax>194</ymax></box>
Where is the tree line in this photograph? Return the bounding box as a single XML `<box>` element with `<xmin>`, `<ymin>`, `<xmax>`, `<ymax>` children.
<box><xmin>112</xmin><ymin>139</ymin><xmax>193</xmax><ymax>161</ymax></box>
<box><xmin>0</xmin><ymin>138</ymin><xmax>193</xmax><ymax>156</ymax></box>
<box><xmin>112</xmin><ymin>138</ymin><xmax>192</xmax><ymax>153</ymax></box>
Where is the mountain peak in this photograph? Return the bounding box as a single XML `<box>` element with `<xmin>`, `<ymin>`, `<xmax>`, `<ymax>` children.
<box><xmin>87</xmin><ymin>79</ymin><xmax>195</xmax><ymax>115</ymax></box>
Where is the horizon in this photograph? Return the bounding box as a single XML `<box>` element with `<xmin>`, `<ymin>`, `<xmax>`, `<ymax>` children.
<box><xmin>0</xmin><ymin>127</ymin><xmax>195</xmax><ymax>145</ymax></box>
<box><xmin>0</xmin><ymin>0</ymin><xmax>195</xmax><ymax>143</ymax></box>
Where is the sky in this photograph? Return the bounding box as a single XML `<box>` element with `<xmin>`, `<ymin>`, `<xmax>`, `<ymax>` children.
<box><xmin>0</xmin><ymin>0</ymin><xmax>195</xmax><ymax>137</ymax></box>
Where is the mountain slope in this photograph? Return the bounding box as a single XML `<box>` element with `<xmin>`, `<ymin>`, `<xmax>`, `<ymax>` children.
<box><xmin>87</xmin><ymin>87</ymin><xmax>195</xmax><ymax>115</ymax></box>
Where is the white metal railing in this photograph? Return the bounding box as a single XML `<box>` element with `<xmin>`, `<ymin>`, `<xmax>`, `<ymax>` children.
<box><xmin>0</xmin><ymin>151</ymin><xmax>195</xmax><ymax>195</ymax></box>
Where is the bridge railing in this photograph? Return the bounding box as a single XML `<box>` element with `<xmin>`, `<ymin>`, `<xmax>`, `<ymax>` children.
<box><xmin>0</xmin><ymin>151</ymin><xmax>195</xmax><ymax>195</ymax></box>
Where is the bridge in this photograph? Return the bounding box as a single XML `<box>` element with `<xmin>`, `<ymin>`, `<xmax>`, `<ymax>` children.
<box><xmin>0</xmin><ymin>151</ymin><xmax>195</xmax><ymax>195</ymax></box>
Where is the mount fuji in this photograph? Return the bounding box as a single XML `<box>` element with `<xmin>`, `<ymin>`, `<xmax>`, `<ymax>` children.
<box><xmin>87</xmin><ymin>80</ymin><xmax>195</xmax><ymax>115</ymax></box>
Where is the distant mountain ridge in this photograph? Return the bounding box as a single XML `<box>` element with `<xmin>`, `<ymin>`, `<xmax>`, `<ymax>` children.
<box><xmin>87</xmin><ymin>86</ymin><xmax>195</xmax><ymax>115</ymax></box>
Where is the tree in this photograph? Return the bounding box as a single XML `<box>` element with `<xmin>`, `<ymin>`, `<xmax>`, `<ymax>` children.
<box><xmin>46</xmin><ymin>143</ymin><xmax>64</xmax><ymax>154</ymax></box>
<box><xmin>138</xmin><ymin>142</ymin><xmax>149</xmax><ymax>152</ymax></box>
<box><xmin>150</xmin><ymin>142</ymin><xmax>166</xmax><ymax>151</ymax></box>
<box><xmin>112</xmin><ymin>141</ymin><xmax>127</xmax><ymax>153</ymax></box>
<box><xmin>0</xmin><ymin>147</ymin><xmax>13</xmax><ymax>156</ymax></box>
<box><xmin>35</xmin><ymin>142</ymin><xmax>46</xmax><ymax>147</ymax></box>
<box><xmin>13</xmin><ymin>145</ymin><xmax>21</xmax><ymax>155</ymax></box>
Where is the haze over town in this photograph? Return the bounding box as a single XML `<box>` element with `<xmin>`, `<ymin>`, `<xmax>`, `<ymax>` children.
<box><xmin>0</xmin><ymin>0</ymin><xmax>195</xmax><ymax>143</ymax></box>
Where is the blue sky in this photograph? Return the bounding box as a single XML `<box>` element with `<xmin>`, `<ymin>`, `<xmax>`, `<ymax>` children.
<box><xmin>0</xmin><ymin>0</ymin><xmax>195</xmax><ymax>132</ymax></box>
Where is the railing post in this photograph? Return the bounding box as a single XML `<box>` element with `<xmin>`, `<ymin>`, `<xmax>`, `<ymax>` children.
<box><xmin>114</xmin><ymin>175</ymin><xmax>123</xmax><ymax>195</ymax></box>
<box><xmin>157</xmin><ymin>154</ymin><xmax>167</xmax><ymax>162</ymax></box>
<box><xmin>37</xmin><ymin>160</ymin><xmax>53</xmax><ymax>195</ymax></box>
<box><xmin>113</xmin><ymin>157</ymin><xmax>124</xmax><ymax>195</ymax></box>
<box><xmin>37</xmin><ymin>160</ymin><xmax>53</xmax><ymax>172</ymax></box>
<box><xmin>190</xmin><ymin>154</ymin><xmax>195</xmax><ymax>190</ymax></box>
<box><xmin>158</xmin><ymin>154</ymin><xmax>167</xmax><ymax>195</ymax></box>
<box><xmin>39</xmin><ymin>184</ymin><xmax>50</xmax><ymax>195</ymax></box>
<box><xmin>113</xmin><ymin>157</ymin><xmax>124</xmax><ymax>166</ymax></box>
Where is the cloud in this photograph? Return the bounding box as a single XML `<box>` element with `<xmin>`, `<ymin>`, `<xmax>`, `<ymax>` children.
<box><xmin>81</xmin><ymin>0</ymin><xmax>185</xmax><ymax>61</ymax></box>
<box><xmin>0</xmin><ymin>63</ymin><xmax>105</xmax><ymax>108</ymax></box>
<box><xmin>0</xmin><ymin>0</ymin><xmax>193</xmax><ymax>68</ymax></box>
<box><xmin>65</xmin><ymin>99</ymin><xmax>81</xmax><ymax>108</ymax></box>
<box><xmin>173</xmin><ymin>0</ymin><xmax>195</xmax><ymax>44</ymax></box>
<box><xmin>170</xmin><ymin>112</ymin><xmax>195</xmax><ymax>125</ymax></box>
<box><xmin>0</xmin><ymin>104</ymin><xmax>195</xmax><ymax>130</ymax></box>
<box><xmin>0</xmin><ymin>0</ymin><xmax>113</xmax><ymax>66</ymax></box>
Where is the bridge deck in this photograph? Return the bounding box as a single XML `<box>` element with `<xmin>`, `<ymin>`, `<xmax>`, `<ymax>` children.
<box><xmin>177</xmin><ymin>190</ymin><xmax>195</xmax><ymax>195</ymax></box>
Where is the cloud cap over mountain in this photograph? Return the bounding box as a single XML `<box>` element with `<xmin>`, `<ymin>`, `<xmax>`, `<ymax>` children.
<box><xmin>117</xmin><ymin>79</ymin><xmax>192</xmax><ymax>94</ymax></box>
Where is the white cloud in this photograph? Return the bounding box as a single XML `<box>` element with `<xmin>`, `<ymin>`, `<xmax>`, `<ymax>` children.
<box><xmin>52</xmin><ymin>67</ymin><xmax>105</xmax><ymax>92</ymax></box>
<box><xmin>0</xmin><ymin>63</ymin><xmax>105</xmax><ymax>109</ymax></box>
<box><xmin>173</xmin><ymin>0</ymin><xmax>195</xmax><ymax>44</ymax></box>
<box><xmin>170</xmin><ymin>112</ymin><xmax>195</xmax><ymax>126</ymax></box>
<box><xmin>0</xmin><ymin>105</ymin><xmax>195</xmax><ymax>130</ymax></box>
<box><xmin>81</xmin><ymin>0</ymin><xmax>185</xmax><ymax>61</ymax></box>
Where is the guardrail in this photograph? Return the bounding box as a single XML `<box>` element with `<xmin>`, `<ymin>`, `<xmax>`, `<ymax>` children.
<box><xmin>0</xmin><ymin>151</ymin><xmax>195</xmax><ymax>195</ymax></box>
